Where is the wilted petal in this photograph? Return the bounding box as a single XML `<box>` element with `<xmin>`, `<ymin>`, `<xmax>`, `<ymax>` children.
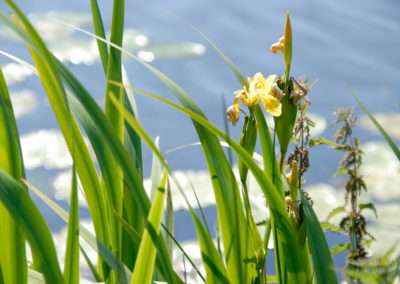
<box><xmin>227</xmin><ymin>99</ymin><xmax>240</xmax><ymax>126</ymax></box>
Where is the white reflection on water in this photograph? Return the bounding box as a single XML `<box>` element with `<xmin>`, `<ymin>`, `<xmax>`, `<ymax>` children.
<box><xmin>50</xmin><ymin>139</ymin><xmax>399</xmax><ymax>257</ymax></box>
<box><xmin>1</xmin><ymin>63</ymin><xmax>34</xmax><ymax>87</ymax></box>
<box><xmin>10</xmin><ymin>90</ymin><xmax>37</xmax><ymax>119</ymax></box>
<box><xmin>21</xmin><ymin>129</ymin><xmax>72</xmax><ymax>170</ymax></box>
<box><xmin>47</xmin><ymin>139</ymin><xmax>399</xmax><ymax>283</ymax></box>
<box><xmin>51</xmin><ymin>220</ymin><xmax>98</xmax><ymax>283</ymax></box>
<box><xmin>361</xmin><ymin>112</ymin><xmax>400</xmax><ymax>139</ymax></box>
<box><xmin>53</xmin><ymin>170</ymin><xmax>87</xmax><ymax>206</ymax></box>
<box><xmin>52</xmin><ymin>39</ymin><xmax>98</xmax><ymax>66</ymax></box>
<box><xmin>361</xmin><ymin>141</ymin><xmax>400</xmax><ymax>201</ymax></box>
<box><xmin>137</xmin><ymin>50</ymin><xmax>155</xmax><ymax>62</ymax></box>
<box><xmin>0</xmin><ymin>11</ymin><xmax>91</xmax><ymax>42</ymax></box>
<box><xmin>0</xmin><ymin>10</ymin><xmax>205</xmax><ymax>84</ymax></box>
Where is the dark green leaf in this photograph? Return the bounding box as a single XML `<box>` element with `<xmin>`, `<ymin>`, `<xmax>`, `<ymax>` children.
<box><xmin>0</xmin><ymin>170</ymin><xmax>64</xmax><ymax>284</ymax></box>
<box><xmin>301</xmin><ymin>193</ymin><xmax>338</xmax><ymax>284</ymax></box>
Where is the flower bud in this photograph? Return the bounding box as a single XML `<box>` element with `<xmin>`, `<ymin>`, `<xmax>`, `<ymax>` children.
<box><xmin>270</xmin><ymin>36</ymin><xmax>285</xmax><ymax>54</ymax></box>
<box><xmin>226</xmin><ymin>103</ymin><xmax>239</xmax><ymax>126</ymax></box>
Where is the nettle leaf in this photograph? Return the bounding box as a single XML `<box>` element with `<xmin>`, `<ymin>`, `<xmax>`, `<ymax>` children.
<box><xmin>325</xmin><ymin>206</ymin><xmax>346</xmax><ymax>222</ymax></box>
<box><xmin>330</xmin><ymin>243</ymin><xmax>349</xmax><ymax>256</ymax></box>
<box><xmin>334</xmin><ymin>168</ymin><xmax>352</xmax><ymax>176</ymax></box>
<box><xmin>343</xmin><ymin>269</ymin><xmax>379</xmax><ymax>284</ymax></box>
<box><xmin>359</xmin><ymin>203</ymin><xmax>378</xmax><ymax>219</ymax></box>
<box><xmin>309</xmin><ymin>138</ymin><xmax>345</xmax><ymax>149</ymax></box>
<box><xmin>321</xmin><ymin>222</ymin><xmax>346</xmax><ymax>235</ymax></box>
<box><xmin>362</xmin><ymin>238</ymin><xmax>375</xmax><ymax>248</ymax></box>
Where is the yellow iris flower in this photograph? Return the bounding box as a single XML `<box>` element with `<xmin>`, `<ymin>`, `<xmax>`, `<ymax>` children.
<box><xmin>227</xmin><ymin>72</ymin><xmax>283</xmax><ymax>125</ymax></box>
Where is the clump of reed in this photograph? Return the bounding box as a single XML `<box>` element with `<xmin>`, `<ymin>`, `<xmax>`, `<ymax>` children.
<box><xmin>0</xmin><ymin>0</ymin><xmax>398</xmax><ymax>283</ymax></box>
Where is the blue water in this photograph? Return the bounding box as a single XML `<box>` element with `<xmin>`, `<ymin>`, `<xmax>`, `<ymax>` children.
<box><xmin>4</xmin><ymin>0</ymin><xmax>399</xmax><ymax>171</ymax></box>
<box><xmin>1</xmin><ymin>0</ymin><xmax>399</xmax><ymax>281</ymax></box>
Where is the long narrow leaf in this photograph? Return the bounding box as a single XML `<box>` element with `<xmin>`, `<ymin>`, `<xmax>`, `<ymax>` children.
<box><xmin>2</xmin><ymin>2</ymin><xmax>111</xmax><ymax>261</ymax></box>
<box><xmin>131</xmin><ymin>169</ymin><xmax>168</xmax><ymax>284</ymax></box>
<box><xmin>57</xmin><ymin>23</ymin><xmax>259</xmax><ymax>282</ymax></box>
<box><xmin>104</xmin><ymin>0</ymin><xmax>125</xmax><ymax>140</ymax></box>
<box><xmin>191</xmin><ymin>214</ymin><xmax>229</xmax><ymax>284</ymax></box>
<box><xmin>80</xmin><ymin>246</ymin><xmax>104</xmax><ymax>283</ymax></box>
<box><xmin>0</xmin><ymin>170</ymin><xmax>64</xmax><ymax>284</ymax></box>
<box><xmin>89</xmin><ymin>0</ymin><xmax>109</xmax><ymax>71</ymax></box>
<box><xmin>109</xmin><ymin>92</ymin><xmax>227</xmax><ymax>283</ymax></box>
<box><xmin>300</xmin><ymin>192</ymin><xmax>338</xmax><ymax>284</ymax></box>
<box><xmin>25</xmin><ymin>181</ymin><xmax>131</xmax><ymax>284</ymax></box>
<box><xmin>112</xmin><ymin>84</ymin><xmax>310</xmax><ymax>283</ymax></box>
<box><xmin>63</xmin><ymin>165</ymin><xmax>79</xmax><ymax>284</ymax></box>
<box><xmin>187</xmin><ymin>20</ymin><xmax>247</xmax><ymax>88</ymax></box>
<box><xmin>103</xmin><ymin>0</ymin><xmax>127</xmax><ymax>260</ymax></box>
<box><xmin>0</xmin><ymin>65</ymin><xmax>27</xmax><ymax>284</ymax></box>
<box><xmin>348</xmin><ymin>87</ymin><xmax>400</xmax><ymax>161</ymax></box>
<box><xmin>0</xmin><ymin>49</ymin><xmax>180</xmax><ymax>283</ymax></box>
<box><xmin>253</xmin><ymin>105</ymin><xmax>284</xmax><ymax>194</ymax></box>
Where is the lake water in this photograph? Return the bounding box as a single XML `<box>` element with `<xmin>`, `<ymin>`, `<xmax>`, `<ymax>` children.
<box><xmin>0</xmin><ymin>0</ymin><xmax>399</xmax><ymax>282</ymax></box>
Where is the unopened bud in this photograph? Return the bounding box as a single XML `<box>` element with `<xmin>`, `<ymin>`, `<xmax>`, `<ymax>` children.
<box><xmin>227</xmin><ymin>104</ymin><xmax>239</xmax><ymax>126</ymax></box>
<box><xmin>285</xmin><ymin>196</ymin><xmax>293</xmax><ymax>207</ymax></box>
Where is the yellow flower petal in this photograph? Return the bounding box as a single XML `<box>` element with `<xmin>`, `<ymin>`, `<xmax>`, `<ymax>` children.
<box><xmin>261</xmin><ymin>95</ymin><xmax>282</xmax><ymax>117</ymax></box>
<box><xmin>264</xmin><ymin>74</ymin><xmax>276</xmax><ymax>93</ymax></box>
<box><xmin>270</xmin><ymin>36</ymin><xmax>285</xmax><ymax>54</ymax></box>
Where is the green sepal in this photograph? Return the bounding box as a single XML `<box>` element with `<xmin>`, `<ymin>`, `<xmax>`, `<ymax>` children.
<box><xmin>274</xmin><ymin>90</ymin><xmax>297</xmax><ymax>168</ymax></box>
<box><xmin>238</xmin><ymin>114</ymin><xmax>258</xmax><ymax>183</ymax></box>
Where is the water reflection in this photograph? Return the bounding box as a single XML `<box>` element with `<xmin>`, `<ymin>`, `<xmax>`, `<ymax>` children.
<box><xmin>0</xmin><ymin>11</ymin><xmax>91</xmax><ymax>42</ymax></box>
<box><xmin>51</xmin><ymin>219</ymin><xmax>97</xmax><ymax>282</ymax></box>
<box><xmin>1</xmin><ymin>62</ymin><xmax>34</xmax><ymax>86</ymax></box>
<box><xmin>0</xmin><ymin>11</ymin><xmax>206</xmax><ymax>85</ymax></box>
<box><xmin>361</xmin><ymin>112</ymin><xmax>400</xmax><ymax>139</ymax></box>
<box><xmin>48</xmin><ymin>138</ymin><xmax>399</xmax><ymax>259</ymax></box>
<box><xmin>10</xmin><ymin>89</ymin><xmax>37</xmax><ymax>119</ymax></box>
<box><xmin>21</xmin><ymin>129</ymin><xmax>72</xmax><ymax>170</ymax></box>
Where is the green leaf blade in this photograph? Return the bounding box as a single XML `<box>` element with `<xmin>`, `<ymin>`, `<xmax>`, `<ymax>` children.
<box><xmin>0</xmin><ymin>170</ymin><xmax>64</xmax><ymax>284</ymax></box>
<box><xmin>349</xmin><ymin>87</ymin><xmax>400</xmax><ymax>161</ymax></box>
<box><xmin>130</xmin><ymin>169</ymin><xmax>168</xmax><ymax>284</ymax></box>
<box><xmin>0</xmin><ymin>65</ymin><xmax>27</xmax><ymax>284</ymax></box>
<box><xmin>300</xmin><ymin>193</ymin><xmax>338</xmax><ymax>284</ymax></box>
<box><xmin>63</xmin><ymin>166</ymin><xmax>80</xmax><ymax>284</ymax></box>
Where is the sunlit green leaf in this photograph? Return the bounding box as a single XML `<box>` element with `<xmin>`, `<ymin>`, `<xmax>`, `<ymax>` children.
<box><xmin>0</xmin><ymin>170</ymin><xmax>64</xmax><ymax>284</ymax></box>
